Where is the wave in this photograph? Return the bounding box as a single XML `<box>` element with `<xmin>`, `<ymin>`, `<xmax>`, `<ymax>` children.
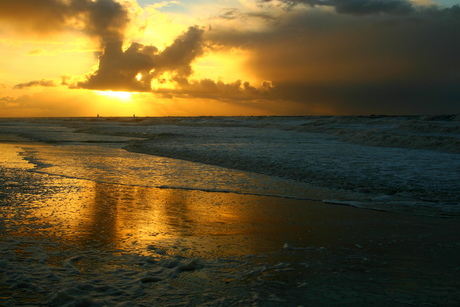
<box><xmin>335</xmin><ymin>129</ymin><xmax>460</xmax><ymax>153</ymax></box>
<box><xmin>291</xmin><ymin>115</ymin><xmax>460</xmax><ymax>153</ymax></box>
<box><xmin>26</xmin><ymin>164</ymin><xmax>460</xmax><ymax>218</ymax></box>
<box><xmin>2</xmin><ymin>116</ymin><xmax>460</xmax><ymax>217</ymax></box>
<box><xmin>30</xmin><ymin>167</ymin><xmax>320</xmax><ymax>202</ymax></box>
<box><xmin>63</xmin><ymin>115</ymin><xmax>460</xmax><ymax>153</ymax></box>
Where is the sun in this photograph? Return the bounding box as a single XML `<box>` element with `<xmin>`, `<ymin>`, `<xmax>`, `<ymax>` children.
<box><xmin>95</xmin><ymin>90</ymin><xmax>133</xmax><ymax>101</ymax></box>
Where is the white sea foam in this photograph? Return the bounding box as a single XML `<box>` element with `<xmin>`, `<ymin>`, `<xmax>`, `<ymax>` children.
<box><xmin>1</xmin><ymin>116</ymin><xmax>459</xmax><ymax>217</ymax></box>
<box><xmin>2</xmin><ymin>121</ymin><xmax>460</xmax><ymax>306</ymax></box>
<box><xmin>115</xmin><ymin>116</ymin><xmax>460</xmax><ymax>216</ymax></box>
<box><xmin>0</xmin><ymin>236</ymin><xmax>239</xmax><ymax>306</ymax></box>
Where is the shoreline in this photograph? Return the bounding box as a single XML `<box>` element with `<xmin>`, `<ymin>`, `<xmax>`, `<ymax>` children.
<box><xmin>4</xmin><ymin>137</ymin><xmax>456</xmax><ymax>219</ymax></box>
<box><xmin>1</xmin><ymin>159</ymin><xmax>460</xmax><ymax>305</ymax></box>
<box><xmin>123</xmin><ymin>141</ymin><xmax>460</xmax><ymax>218</ymax></box>
<box><xmin>1</xmin><ymin>118</ymin><xmax>460</xmax><ymax>305</ymax></box>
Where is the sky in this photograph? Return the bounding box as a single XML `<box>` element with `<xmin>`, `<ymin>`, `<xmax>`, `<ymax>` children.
<box><xmin>0</xmin><ymin>0</ymin><xmax>459</xmax><ymax>117</ymax></box>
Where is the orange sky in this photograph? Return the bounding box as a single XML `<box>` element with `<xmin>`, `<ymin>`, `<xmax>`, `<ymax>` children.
<box><xmin>0</xmin><ymin>0</ymin><xmax>459</xmax><ymax>117</ymax></box>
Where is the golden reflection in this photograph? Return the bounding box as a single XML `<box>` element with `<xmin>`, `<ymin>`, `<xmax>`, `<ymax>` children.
<box><xmin>2</xmin><ymin>143</ymin><xmax>317</xmax><ymax>257</ymax></box>
<box><xmin>20</xmin><ymin>172</ymin><xmax>287</xmax><ymax>256</ymax></box>
<box><xmin>0</xmin><ymin>144</ymin><xmax>35</xmax><ymax>169</ymax></box>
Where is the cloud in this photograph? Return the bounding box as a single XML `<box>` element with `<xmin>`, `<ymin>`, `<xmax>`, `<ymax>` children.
<box><xmin>0</xmin><ymin>0</ymin><xmax>129</xmax><ymax>45</ymax></box>
<box><xmin>331</xmin><ymin>0</ymin><xmax>415</xmax><ymax>15</ymax></box>
<box><xmin>0</xmin><ymin>0</ymin><xmax>74</xmax><ymax>34</ymax></box>
<box><xmin>152</xmin><ymin>26</ymin><xmax>205</xmax><ymax>78</ymax></box>
<box><xmin>2</xmin><ymin>1</ymin><xmax>268</xmax><ymax>100</ymax></box>
<box><xmin>78</xmin><ymin>41</ymin><xmax>156</xmax><ymax>91</ymax></box>
<box><xmin>13</xmin><ymin>79</ymin><xmax>57</xmax><ymax>89</ymax></box>
<box><xmin>152</xmin><ymin>78</ymin><xmax>275</xmax><ymax>101</ymax></box>
<box><xmin>0</xmin><ymin>92</ymin><xmax>75</xmax><ymax>117</ymax></box>
<box><xmin>217</xmin><ymin>8</ymin><xmax>277</xmax><ymax>22</ymax></box>
<box><xmin>78</xmin><ymin>24</ymin><xmax>274</xmax><ymax>97</ymax></box>
<box><xmin>259</xmin><ymin>0</ymin><xmax>416</xmax><ymax>15</ymax></box>
<box><xmin>78</xmin><ymin>26</ymin><xmax>205</xmax><ymax>91</ymax></box>
<box><xmin>3</xmin><ymin>0</ymin><xmax>458</xmax><ymax>115</ymax></box>
<box><xmin>82</xmin><ymin>0</ymin><xmax>130</xmax><ymax>44</ymax></box>
<box><xmin>206</xmin><ymin>4</ymin><xmax>460</xmax><ymax>114</ymax></box>
<box><xmin>27</xmin><ymin>49</ymin><xmax>44</xmax><ymax>55</ymax></box>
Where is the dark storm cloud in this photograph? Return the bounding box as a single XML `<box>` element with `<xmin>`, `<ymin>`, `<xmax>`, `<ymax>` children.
<box><xmin>79</xmin><ymin>24</ymin><xmax>273</xmax><ymax>95</ymax></box>
<box><xmin>0</xmin><ymin>0</ymin><xmax>75</xmax><ymax>34</ymax></box>
<box><xmin>208</xmin><ymin>4</ymin><xmax>460</xmax><ymax>114</ymax></box>
<box><xmin>13</xmin><ymin>79</ymin><xmax>57</xmax><ymax>89</ymax></box>
<box><xmin>259</xmin><ymin>0</ymin><xmax>415</xmax><ymax>15</ymax></box>
<box><xmin>79</xmin><ymin>26</ymin><xmax>206</xmax><ymax>92</ymax></box>
<box><xmin>83</xmin><ymin>0</ymin><xmax>130</xmax><ymax>43</ymax></box>
<box><xmin>153</xmin><ymin>26</ymin><xmax>205</xmax><ymax>78</ymax></box>
<box><xmin>332</xmin><ymin>0</ymin><xmax>414</xmax><ymax>15</ymax></box>
<box><xmin>0</xmin><ymin>0</ymin><xmax>129</xmax><ymax>45</ymax></box>
<box><xmin>79</xmin><ymin>41</ymin><xmax>157</xmax><ymax>91</ymax></box>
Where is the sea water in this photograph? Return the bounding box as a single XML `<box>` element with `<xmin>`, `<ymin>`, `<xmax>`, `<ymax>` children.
<box><xmin>1</xmin><ymin>116</ymin><xmax>459</xmax><ymax>216</ymax></box>
<box><xmin>4</xmin><ymin>115</ymin><xmax>456</xmax><ymax>216</ymax></box>
<box><xmin>1</xmin><ymin>116</ymin><xmax>459</xmax><ymax>305</ymax></box>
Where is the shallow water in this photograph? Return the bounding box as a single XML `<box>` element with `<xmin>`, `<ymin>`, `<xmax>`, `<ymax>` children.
<box><xmin>0</xmin><ymin>142</ymin><xmax>349</xmax><ymax>256</ymax></box>
<box><xmin>1</xmin><ymin>117</ymin><xmax>460</xmax><ymax>305</ymax></box>
<box><xmin>2</xmin><ymin>116</ymin><xmax>460</xmax><ymax>217</ymax></box>
<box><xmin>108</xmin><ymin>116</ymin><xmax>460</xmax><ymax>216</ymax></box>
<box><xmin>2</xmin><ymin>155</ymin><xmax>459</xmax><ymax>306</ymax></box>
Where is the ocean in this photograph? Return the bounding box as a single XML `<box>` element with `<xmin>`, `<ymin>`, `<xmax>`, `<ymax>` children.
<box><xmin>3</xmin><ymin>115</ymin><xmax>459</xmax><ymax>216</ymax></box>
<box><xmin>1</xmin><ymin>115</ymin><xmax>459</xmax><ymax>305</ymax></box>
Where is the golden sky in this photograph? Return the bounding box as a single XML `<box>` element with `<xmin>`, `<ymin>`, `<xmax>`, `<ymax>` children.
<box><xmin>0</xmin><ymin>0</ymin><xmax>459</xmax><ymax>117</ymax></box>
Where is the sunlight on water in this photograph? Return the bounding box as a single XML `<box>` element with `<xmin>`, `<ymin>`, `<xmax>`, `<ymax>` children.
<box><xmin>2</xmin><ymin>123</ymin><xmax>460</xmax><ymax>306</ymax></box>
<box><xmin>18</xmin><ymin>143</ymin><xmax>341</xmax><ymax>201</ymax></box>
<box><xmin>0</xmin><ymin>144</ymin><xmax>35</xmax><ymax>170</ymax></box>
<box><xmin>0</xmin><ymin>143</ymin><xmax>324</xmax><ymax>256</ymax></box>
<box><xmin>1</xmin><ymin>161</ymin><xmax>313</xmax><ymax>257</ymax></box>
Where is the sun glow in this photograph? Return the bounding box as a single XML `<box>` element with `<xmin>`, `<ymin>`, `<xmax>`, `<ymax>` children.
<box><xmin>194</xmin><ymin>49</ymin><xmax>259</xmax><ymax>84</ymax></box>
<box><xmin>95</xmin><ymin>90</ymin><xmax>133</xmax><ymax>101</ymax></box>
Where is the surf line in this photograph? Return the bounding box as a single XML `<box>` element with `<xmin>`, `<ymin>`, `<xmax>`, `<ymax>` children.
<box><xmin>29</xmin><ymin>168</ymin><xmax>323</xmax><ymax>202</ymax></box>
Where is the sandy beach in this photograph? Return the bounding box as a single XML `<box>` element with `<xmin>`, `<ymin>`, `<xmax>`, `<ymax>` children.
<box><xmin>1</xmin><ymin>117</ymin><xmax>460</xmax><ymax>305</ymax></box>
<box><xmin>1</xmin><ymin>148</ymin><xmax>460</xmax><ymax>305</ymax></box>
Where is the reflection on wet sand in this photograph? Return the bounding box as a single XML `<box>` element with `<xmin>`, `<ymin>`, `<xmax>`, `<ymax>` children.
<box><xmin>82</xmin><ymin>184</ymin><xmax>205</xmax><ymax>247</ymax></box>
<box><xmin>2</xmin><ymin>142</ymin><xmax>460</xmax><ymax>305</ymax></box>
<box><xmin>18</xmin><ymin>172</ymin><xmax>460</xmax><ymax>269</ymax></box>
<box><xmin>0</xmin><ymin>121</ymin><xmax>460</xmax><ymax>306</ymax></box>
<box><xmin>10</xmin><ymin>168</ymin><xmax>320</xmax><ymax>258</ymax></box>
<box><xmin>18</xmin><ymin>175</ymin><xmax>257</xmax><ymax>255</ymax></box>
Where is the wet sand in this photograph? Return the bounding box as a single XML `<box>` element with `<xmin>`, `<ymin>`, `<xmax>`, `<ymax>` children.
<box><xmin>1</xmin><ymin>160</ymin><xmax>460</xmax><ymax>305</ymax></box>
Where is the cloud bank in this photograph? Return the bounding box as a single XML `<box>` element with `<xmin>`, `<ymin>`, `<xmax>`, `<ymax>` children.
<box><xmin>209</xmin><ymin>2</ymin><xmax>460</xmax><ymax>114</ymax></box>
<box><xmin>78</xmin><ymin>26</ymin><xmax>206</xmax><ymax>92</ymax></box>
<box><xmin>0</xmin><ymin>0</ymin><xmax>129</xmax><ymax>44</ymax></box>
<box><xmin>1</xmin><ymin>0</ymin><xmax>270</xmax><ymax>101</ymax></box>
<box><xmin>1</xmin><ymin>0</ymin><xmax>459</xmax><ymax>115</ymax></box>
<box><xmin>77</xmin><ymin>24</ymin><xmax>276</xmax><ymax>98</ymax></box>
<box><xmin>259</xmin><ymin>0</ymin><xmax>416</xmax><ymax>15</ymax></box>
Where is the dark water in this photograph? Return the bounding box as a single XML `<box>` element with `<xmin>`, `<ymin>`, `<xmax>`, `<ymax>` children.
<box><xmin>1</xmin><ymin>117</ymin><xmax>460</xmax><ymax>305</ymax></box>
